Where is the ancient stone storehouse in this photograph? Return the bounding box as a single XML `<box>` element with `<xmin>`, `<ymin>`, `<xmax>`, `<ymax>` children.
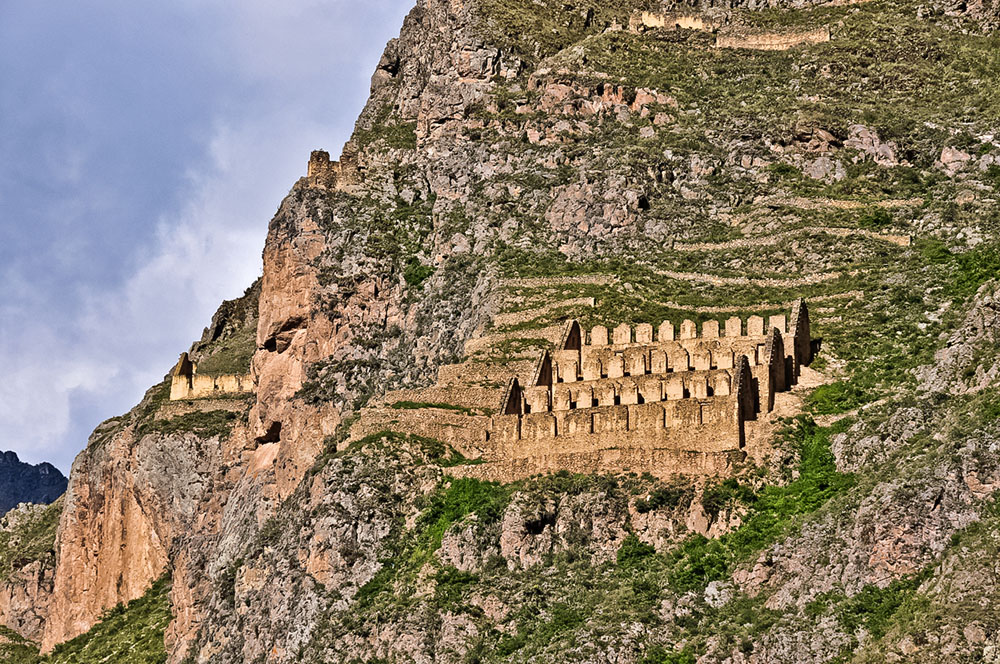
<box><xmin>350</xmin><ymin>300</ymin><xmax>813</xmax><ymax>481</ymax></box>
<box><xmin>169</xmin><ymin>352</ymin><xmax>253</xmax><ymax>400</ymax></box>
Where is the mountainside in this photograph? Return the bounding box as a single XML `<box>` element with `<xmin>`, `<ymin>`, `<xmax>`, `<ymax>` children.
<box><xmin>4</xmin><ymin>0</ymin><xmax>1000</xmax><ymax>662</ymax></box>
<box><xmin>0</xmin><ymin>453</ymin><xmax>66</xmax><ymax>517</ymax></box>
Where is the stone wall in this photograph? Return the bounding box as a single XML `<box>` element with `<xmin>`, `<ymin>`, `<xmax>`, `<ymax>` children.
<box><xmin>349</xmin><ymin>407</ymin><xmax>490</xmax><ymax>457</ymax></box>
<box><xmin>451</xmin><ymin>447</ymin><xmax>744</xmax><ymax>483</ymax></box>
<box><xmin>629</xmin><ymin>11</ymin><xmax>724</xmax><ymax>33</ymax></box>
<box><xmin>716</xmin><ymin>27</ymin><xmax>831</xmax><ymax>50</ymax></box>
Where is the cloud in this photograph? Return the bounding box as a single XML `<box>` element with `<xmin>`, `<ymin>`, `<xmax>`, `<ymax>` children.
<box><xmin>0</xmin><ymin>0</ymin><xmax>414</xmax><ymax>472</ymax></box>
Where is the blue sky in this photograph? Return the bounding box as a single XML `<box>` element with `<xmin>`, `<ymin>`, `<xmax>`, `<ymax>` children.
<box><xmin>0</xmin><ymin>0</ymin><xmax>414</xmax><ymax>472</ymax></box>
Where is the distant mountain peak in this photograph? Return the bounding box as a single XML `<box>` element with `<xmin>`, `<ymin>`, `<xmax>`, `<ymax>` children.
<box><xmin>0</xmin><ymin>450</ymin><xmax>67</xmax><ymax>514</ymax></box>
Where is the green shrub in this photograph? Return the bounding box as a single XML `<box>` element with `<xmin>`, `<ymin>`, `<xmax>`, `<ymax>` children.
<box><xmin>497</xmin><ymin>603</ymin><xmax>585</xmax><ymax>657</ymax></box>
<box><xmin>420</xmin><ymin>479</ymin><xmax>510</xmax><ymax>550</ymax></box>
<box><xmin>978</xmin><ymin>392</ymin><xmax>1000</xmax><ymax>422</ymax></box>
<box><xmin>667</xmin><ymin>535</ymin><xmax>729</xmax><ymax>592</ymax></box>
<box><xmin>403</xmin><ymin>260</ymin><xmax>435</xmax><ymax>288</ymax></box>
<box><xmin>767</xmin><ymin>162</ymin><xmax>802</xmax><ymax>179</ymax></box>
<box><xmin>701</xmin><ymin>478</ymin><xmax>756</xmax><ymax>519</ymax></box>
<box><xmin>917</xmin><ymin>237</ymin><xmax>953</xmax><ymax>264</ymax></box>
<box><xmin>218</xmin><ymin>559</ymin><xmax>243</xmax><ymax>609</ymax></box>
<box><xmin>836</xmin><ymin>570</ymin><xmax>931</xmax><ymax>640</ymax></box>
<box><xmin>635</xmin><ymin>487</ymin><xmax>688</xmax><ymax>514</ymax></box>
<box><xmin>984</xmin><ymin>164</ymin><xmax>1000</xmax><ymax>189</ymax></box>
<box><xmin>433</xmin><ymin>566</ymin><xmax>479</xmax><ymax>607</ymax></box>
<box><xmin>639</xmin><ymin>645</ymin><xmax>697</xmax><ymax>664</ymax></box>
<box><xmin>858</xmin><ymin>208</ymin><xmax>892</xmax><ymax>229</ymax></box>
<box><xmin>617</xmin><ymin>534</ymin><xmax>656</xmax><ymax>569</ymax></box>
<box><xmin>0</xmin><ymin>626</ymin><xmax>41</xmax><ymax>664</ymax></box>
<box><xmin>954</xmin><ymin>243</ymin><xmax>1000</xmax><ymax>296</ymax></box>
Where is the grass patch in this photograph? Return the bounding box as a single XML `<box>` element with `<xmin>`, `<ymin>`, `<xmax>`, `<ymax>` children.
<box><xmin>834</xmin><ymin>570</ymin><xmax>932</xmax><ymax>641</ymax></box>
<box><xmin>0</xmin><ymin>626</ymin><xmax>41</xmax><ymax>664</ymax></box>
<box><xmin>335</xmin><ymin>430</ymin><xmax>483</xmax><ymax>468</ymax></box>
<box><xmin>193</xmin><ymin>325</ymin><xmax>255</xmax><ymax>376</ymax></box>
<box><xmin>389</xmin><ymin>400</ymin><xmax>480</xmax><ymax>416</ymax></box>
<box><xmin>146</xmin><ymin>410</ymin><xmax>238</xmax><ymax>439</ymax></box>
<box><xmin>806</xmin><ymin>380</ymin><xmax>869</xmax><ymax>415</ymax></box>
<box><xmin>354</xmin><ymin>476</ymin><xmax>511</xmax><ymax>613</ymax></box>
<box><xmin>617</xmin><ymin>534</ymin><xmax>656</xmax><ymax>570</ymax></box>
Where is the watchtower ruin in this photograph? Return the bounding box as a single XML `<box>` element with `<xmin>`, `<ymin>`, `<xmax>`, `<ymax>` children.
<box><xmin>306</xmin><ymin>150</ymin><xmax>361</xmax><ymax>191</ymax></box>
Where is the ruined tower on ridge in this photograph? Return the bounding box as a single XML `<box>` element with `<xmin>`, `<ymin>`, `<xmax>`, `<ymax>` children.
<box><xmin>305</xmin><ymin>149</ymin><xmax>362</xmax><ymax>191</ymax></box>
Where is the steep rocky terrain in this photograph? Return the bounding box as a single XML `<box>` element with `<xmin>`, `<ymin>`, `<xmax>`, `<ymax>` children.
<box><xmin>0</xmin><ymin>453</ymin><xmax>66</xmax><ymax>516</ymax></box>
<box><xmin>3</xmin><ymin>0</ymin><xmax>1000</xmax><ymax>661</ymax></box>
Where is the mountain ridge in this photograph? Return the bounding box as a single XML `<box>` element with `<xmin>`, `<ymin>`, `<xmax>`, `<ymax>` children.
<box><xmin>0</xmin><ymin>452</ymin><xmax>66</xmax><ymax>516</ymax></box>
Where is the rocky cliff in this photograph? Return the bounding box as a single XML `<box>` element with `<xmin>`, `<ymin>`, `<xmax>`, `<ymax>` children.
<box><xmin>5</xmin><ymin>0</ymin><xmax>1000</xmax><ymax>662</ymax></box>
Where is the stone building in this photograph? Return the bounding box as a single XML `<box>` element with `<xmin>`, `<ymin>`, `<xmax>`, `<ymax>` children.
<box><xmin>350</xmin><ymin>300</ymin><xmax>813</xmax><ymax>481</ymax></box>
<box><xmin>169</xmin><ymin>352</ymin><xmax>253</xmax><ymax>401</ymax></box>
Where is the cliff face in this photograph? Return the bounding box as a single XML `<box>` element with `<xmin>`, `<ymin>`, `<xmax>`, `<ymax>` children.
<box><xmin>0</xmin><ymin>500</ymin><xmax>61</xmax><ymax>645</ymax></box>
<box><xmin>9</xmin><ymin>0</ymin><xmax>1000</xmax><ymax>661</ymax></box>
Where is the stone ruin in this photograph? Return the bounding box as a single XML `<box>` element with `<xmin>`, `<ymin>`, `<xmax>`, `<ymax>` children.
<box><xmin>715</xmin><ymin>27</ymin><xmax>830</xmax><ymax>50</ymax></box>
<box><xmin>349</xmin><ymin>300</ymin><xmax>813</xmax><ymax>481</ymax></box>
<box><xmin>629</xmin><ymin>10</ymin><xmax>725</xmax><ymax>33</ymax></box>
<box><xmin>305</xmin><ymin>150</ymin><xmax>362</xmax><ymax>191</ymax></box>
<box><xmin>628</xmin><ymin>9</ymin><xmax>831</xmax><ymax>51</ymax></box>
<box><xmin>169</xmin><ymin>352</ymin><xmax>253</xmax><ymax>401</ymax></box>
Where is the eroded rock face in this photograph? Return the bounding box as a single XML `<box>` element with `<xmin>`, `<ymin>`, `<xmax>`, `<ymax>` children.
<box><xmin>0</xmin><ymin>502</ymin><xmax>60</xmax><ymax>643</ymax></box>
<box><xmin>916</xmin><ymin>283</ymin><xmax>1000</xmax><ymax>396</ymax></box>
<box><xmin>41</xmin><ymin>423</ymin><xmax>221</xmax><ymax>651</ymax></box>
<box><xmin>251</xmin><ymin>197</ymin><xmax>341</xmax><ymax>500</ymax></box>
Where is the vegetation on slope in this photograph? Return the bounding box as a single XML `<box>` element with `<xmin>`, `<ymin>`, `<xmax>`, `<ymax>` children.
<box><xmin>6</xmin><ymin>576</ymin><xmax>171</xmax><ymax>664</ymax></box>
<box><xmin>0</xmin><ymin>626</ymin><xmax>43</xmax><ymax>664</ymax></box>
<box><xmin>45</xmin><ymin>576</ymin><xmax>171</xmax><ymax>664</ymax></box>
<box><xmin>0</xmin><ymin>499</ymin><xmax>62</xmax><ymax>584</ymax></box>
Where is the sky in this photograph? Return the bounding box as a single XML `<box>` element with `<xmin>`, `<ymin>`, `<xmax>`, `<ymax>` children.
<box><xmin>0</xmin><ymin>0</ymin><xmax>414</xmax><ymax>473</ymax></box>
